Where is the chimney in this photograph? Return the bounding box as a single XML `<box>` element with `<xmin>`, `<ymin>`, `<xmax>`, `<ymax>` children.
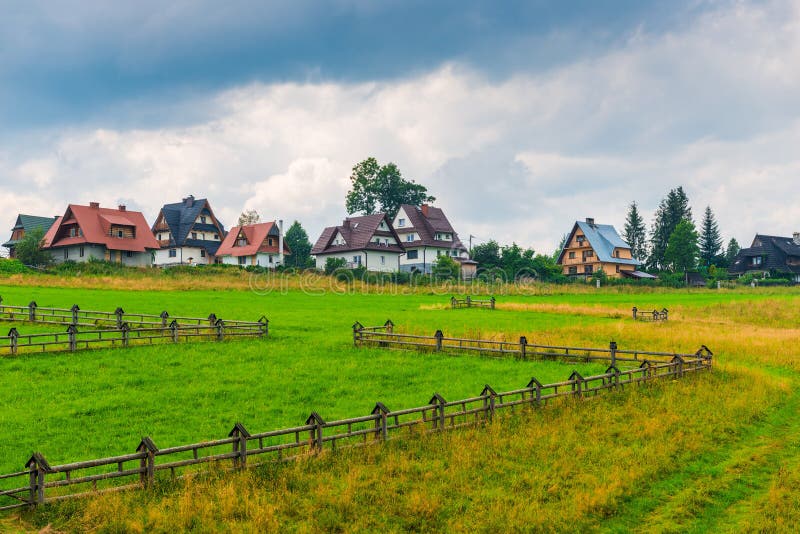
<box><xmin>183</xmin><ymin>195</ymin><xmax>195</xmax><ymax>207</ymax></box>
<box><xmin>89</xmin><ymin>202</ymin><xmax>100</xmax><ymax>209</ymax></box>
<box><xmin>278</xmin><ymin>219</ymin><xmax>284</xmax><ymax>266</ymax></box>
<box><xmin>118</xmin><ymin>205</ymin><xmax>126</xmax><ymax>211</ymax></box>
<box><xmin>421</xmin><ymin>204</ymin><xmax>429</xmax><ymax>217</ymax></box>
<box><xmin>586</xmin><ymin>217</ymin><xmax>595</xmax><ymax>226</ymax></box>
<box><xmin>342</xmin><ymin>219</ymin><xmax>351</xmax><ymax>229</ymax></box>
<box><xmin>794</xmin><ymin>232</ymin><xmax>800</xmax><ymax>246</ymax></box>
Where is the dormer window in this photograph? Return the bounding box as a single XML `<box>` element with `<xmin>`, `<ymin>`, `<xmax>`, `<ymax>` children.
<box><xmin>268</xmin><ymin>238</ymin><xmax>274</xmax><ymax>247</ymax></box>
<box><xmin>200</xmin><ymin>216</ymin><xmax>207</xmax><ymax>224</ymax></box>
<box><xmin>398</xmin><ymin>218</ymin><xmax>405</xmax><ymax>227</ymax></box>
<box><xmin>117</xmin><ymin>230</ymin><xmax>123</xmax><ymax>238</ymax></box>
<box><xmin>192</xmin><ymin>232</ymin><xmax>197</xmax><ymax>240</ymax></box>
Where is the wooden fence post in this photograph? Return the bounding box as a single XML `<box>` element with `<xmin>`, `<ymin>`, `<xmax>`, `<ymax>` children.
<box><xmin>25</xmin><ymin>453</ymin><xmax>51</xmax><ymax>507</ymax></box>
<box><xmin>228</xmin><ymin>423</ymin><xmax>251</xmax><ymax>469</ymax></box>
<box><xmin>372</xmin><ymin>403</ymin><xmax>389</xmax><ymax>441</ymax></box>
<box><xmin>121</xmin><ymin>322</ymin><xmax>130</xmax><ymax>347</ymax></box>
<box><xmin>609</xmin><ymin>340</ymin><xmax>617</xmax><ymax>368</ymax></box>
<box><xmin>208</xmin><ymin>313</ymin><xmax>217</xmax><ymax>327</ymax></box>
<box><xmin>527</xmin><ymin>377</ymin><xmax>543</xmax><ymax>405</ymax></box>
<box><xmin>434</xmin><ymin>330</ymin><xmax>444</xmax><ymax>351</ymax></box>
<box><xmin>696</xmin><ymin>345</ymin><xmax>714</xmax><ymax>369</ymax></box>
<box><xmin>671</xmin><ymin>355</ymin><xmax>684</xmax><ymax>378</ymax></box>
<box><xmin>663</xmin><ymin>308</ymin><xmax>669</xmax><ymax>321</ymax></box>
<box><xmin>215</xmin><ymin>319</ymin><xmax>225</xmax><ymax>341</ymax></box>
<box><xmin>28</xmin><ymin>301</ymin><xmax>37</xmax><ymax>322</ymax></box>
<box><xmin>632</xmin><ymin>306</ymin><xmax>638</xmax><ymax>320</ymax></box>
<box><xmin>160</xmin><ymin>311</ymin><xmax>169</xmax><ymax>331</ymax></box>
<box><xmin>352</xmin><ymin>321</ymin><xmax>364</xmax><ymax>346</ymax></box>
<box><xmin>429</xmin><ymin>393</ymin><xmax>446</xmax><ymax>430</ymax></box>
<box><xmin>481</xmin><ymin>385</ymin><xmax>497</xmax><ymax>421</ymax></box>
<box><xmin>490</xmin><ymin>296</ymin><xmax>496</xmax><ymax>309</ymax></box>
<box><xmin>652</xmin><ymin>309</ymin><xmax>658</xmax><ymax>321</ymax></box>
<box><xmin>136</xmin><ymin>437</ymin><xmax>158</xmax><ymax>488</ymax></box>
<box><xmin>71</xmin><ymin>304</ymin><xmax>80</xmax><ymax>326</ymax></box>
<box><xmin>466</xmin><ymin>296</ymin><xmax>472</xmax><ymax>308</ymax></box>
<box><xmin>569</xmin><ymin>371</ymin><xmax>584</xmax><ymax>398</ymax></box>
<box><xmin>258</xmin><ymin>316</ymin><xmax>269</xmax><ymax>337</ymax></box>
<box><xmin>115</xmin><ymin>307</ymin><xmax>125</xmax><ymax>329</ymax></box>
<box><xmin>8</xmin><ymin>328</ymin><xmax>18</xmax><ymax>355</ymax></box>
<box><xmin>519</xmin><ymin>336</ymin><xmax>527</xmax><ymax>359</ymax></box>
<box><xmin>639</xmin><ymin>360</ymin><xmax>651</xmax><ymax>380</ymax></box>
<box><xmin>306</xmin><ymin>412</ymin><xmax>325</xmax><ymax>452</ymax></box>
<box><xmin>67</xmin><ymin>325</ymin><xmax>78</xmax><ymax>352</ymax></box>
<box><xmin>169</xmin><ymin>319</ymin><xmax>179</xmax><ymax>342</ymax></box>
<box><xmin>384</xmin><ymin>319</ymin><xmax>394</xmax><ymax>333</ymax></box>
<box><xmin>450</xmin><ymin>296</ymin><xmax>457</xmax><ymax>309</ymax></box>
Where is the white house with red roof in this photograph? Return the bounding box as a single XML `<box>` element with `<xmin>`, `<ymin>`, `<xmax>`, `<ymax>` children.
<box><xmin>311</xmin><ymin>213</ymin><xmax>404</xmax><ymax>272</ymax></box>
<box><xmin>43</xmin><ymin>202</ymin><xmax>159</xmax><ymax>266</ymax></box>
<box><xmin>392</xmin><ymin>204</ymin><xmax>473</xmax><ymax>275</ymax></box>
<box><xmin>215</xmin><ymin>221</ymin><xmax>291</xmax><ymax>267</ymax></box>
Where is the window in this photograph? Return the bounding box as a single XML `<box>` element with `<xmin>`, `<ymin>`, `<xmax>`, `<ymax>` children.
<box><xmin>452</xmin><ymin>250</ymin><xmax>458</xmax><ymax>257</ymax></box>
<box><xmin>79</xmin><ymin>246</ymin><xmax>84</xmax><ymax>258</ymax></box>
<box><xmin>577</xmin><ymin>236</ymin><xmax>585</xmax><ymax>244</ymax></box>
<box><xmin>238</xmin><ymin>256</ymin><xmax>246</xmax><ymax>265</ymax></box>
<box><xmin>268</xmin><ymin>238</ymin><xmax>274</xmax><ymax>247</ymax></box>
<box><xmin>568</xmin><ymin>252</ymin><xmax>576</xmax><ymax>259</ymax></box>
<box><xmin>126</xmin><ymin>251</ymin><xmax>133</xmax><ymax>258</ymax></box>
<box><xmin>169</xmin><ymin>249</ymin><xmax>177</xmax><ymax>258</ymax></box>
<box><xmin>269</xmin><ymin>255</ymin><xmax>274</xmax><ymax>264</ymax></box>
<box><xmin>616</xmin><ymin>265</ymin><xmax>620</xmax><ymax>273</ymax></box>
<box><xmin>406</xmin><ymin>234</ymin><xmax>414</xmax><ymax>242</ymax></box>
<box><xmin>117</xmin><ymin>230</ymin><xmax>123</xmax><ymax>238</ymax></box>
<box><xmin>585</xmin><ymin>265</ymin><xmax>593</xmax><ymax>274</ymax></box>
<box><xmin>568</xmin><ymin>266</ymin><xmax>577</xmax><ymax>275</ymax></box>
<box><xmin>158</xmin><ymin>233</ymin><xmax>162</xmax><ymax>240</ymax></box>
<box><xmin>200</xmin><ymin>249</ymin><xmax>206</xmax><ymax>258</ymax></box>
<box><xmin>407</xmin><ymin>250</ymin><xmax>418</xmax><ymax>260</ymax></box>
<box><xmin>213</xmin><ymin>234</ymin><xmax>219</xmax><ymax>240</ymax></box>
<box><xmin>69</xmin><ymin>227</ymin><xmax>76</xmax><ymax>237</ymax></box>
<box><xmin>237</xmin><ymin>238</ymin><xmax>247</xmax><ymax>246</ymax></box>
<box><xmin>200</xmin><ymin>216</ymin><xmax>207</xmax><ymax>224</ymax></box>
<box><xmin>398</xmin><ymin>218</ymin><xmax>405</xmax><ymax>227</ymax></box>
<box><xmin>437</xmin><ymin>250</ymin><xmax>442</xmax><ymax>257</ymax></box>
<box><xmin>353</xmin><ymin>256</ymin><xmax>361</xmax><ymax>264</ymax></box>
<box><xmin>752</xmin><ymin>256</ymin><xmax>763</xmax><ymax>266</ymax></box>
<box><xmin>585</xmin><ymin>250</ymin><xmax>594</xmax><ymax>258</ymax></box>
<box><xmin>192</xmin><ymin>232</ymin><xmax>197</xmax><ymax>240</ymax></box>
<box><xmin>380</xmin><ymin>256</ymin><xmax>385</xmax><ymax>265</ymax></box>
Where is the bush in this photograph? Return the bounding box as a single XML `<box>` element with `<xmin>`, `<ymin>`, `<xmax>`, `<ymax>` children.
<box><xmin>0</xmin><ymin>259</ymin><xmax>30</xmax><ymax>274</ymax></box>
<box><xmin>324</xmin><ymin>258</ymin><xmax>347</xmax><ymax>275</ymax></box>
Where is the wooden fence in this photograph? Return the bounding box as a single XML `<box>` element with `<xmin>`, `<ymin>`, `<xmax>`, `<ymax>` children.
<box><xmin>450</xmin><ymin>296</ymin><xmax>495</xmax><ymax>309</ymax></box>
<box><xmin>632</xmin><ymin>307</ymin><xmax>668</xmax><ymax>322</ymax></box>
<box><xmin>0</xmin><ymin>350</ymin><xmax>711</xmax><ymax>511</ymax></box>
<box><xmin>353</xmin><ymin>320</ymin><xmax>708</xmax><ymax>369</ymax></box>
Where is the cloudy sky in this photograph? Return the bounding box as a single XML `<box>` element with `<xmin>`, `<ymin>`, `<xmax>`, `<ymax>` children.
<box><xmin>2</xmin><ymin>0</ymin><xmax>799</xmax><ymax>254</ymax></box>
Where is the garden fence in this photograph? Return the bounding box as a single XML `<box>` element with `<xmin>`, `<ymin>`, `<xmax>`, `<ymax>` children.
<box><xmin>450</xmin><ymin>296</ymin><xmax>495</xmax><ymax>309</ymax></box>
<box><xmin>632</xmin><ymin>307</ymin><xmax>668</xmax><ymax>322</ymax></box>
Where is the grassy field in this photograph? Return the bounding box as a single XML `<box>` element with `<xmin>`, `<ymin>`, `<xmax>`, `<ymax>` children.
<box><xmin>0</xmin><ymin>277</ymin><xmax>798</xmax><ymax>532</ymax></box>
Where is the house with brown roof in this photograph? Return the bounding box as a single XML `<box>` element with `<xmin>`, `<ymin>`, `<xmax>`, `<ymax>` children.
<box><xmin>43</xmin><ymin>202</ymin><xmax>159</xmax><ymax>266</ymax></box>
<box><xmin>151</xmin><ymin>195</ymin><xmax>227</xmax><ymax>266</ymax></box>
<box><xmin>392</xmin><ymin>204</ymin><xmax>473</xmax><ymax>276</ymax></box>
<box><xmin>216</xmin><ymin>221</ymin><xmax>291</xmax><ymax>267</ymax></box>
<box><xmin>557</xmin><ymin>218</ymin><xmax>641</xmax><ymax>278</ymax></box>
<box><xmin>312</xmin><ymin>213</ymin><xmax>404</xmax><ymax>272</ymax></box>
<box><xmin>729</xmin><ymin>233</ymin><xmax>800</xmax><ymax>283</ymax></box>
<box><xmin>3</xmin><ymin>214</ymin><xmax>59</xmax><ymax>258</ymax></box>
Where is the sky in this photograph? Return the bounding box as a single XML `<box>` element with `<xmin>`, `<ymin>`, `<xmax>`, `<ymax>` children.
<box><xmin>1</xmin><ymin>0</ymin><xmax>799</xmax><ymax>255</ymax></box>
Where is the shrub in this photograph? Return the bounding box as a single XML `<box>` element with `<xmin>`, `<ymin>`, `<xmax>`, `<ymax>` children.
<box><xmin>324</xmin><ymin>258</ymin><xmax>347</xmax><ymax>275</ymax></box>
<box><xmin>0</xmin><ymin>259</ymin><xmax>30</xmax><ymax>274</ymax></box>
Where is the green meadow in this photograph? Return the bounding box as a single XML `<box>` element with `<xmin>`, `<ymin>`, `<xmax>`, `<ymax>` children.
<box><xmin>0</xmin><ymin>278</ymin><xmax>798</xmax><ymax>531</ymax></box>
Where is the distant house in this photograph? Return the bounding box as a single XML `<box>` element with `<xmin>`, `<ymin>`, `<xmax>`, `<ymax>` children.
<box><xmin>151</xmin><ymin>195</ymin><xmax>227</xmax><ymax>266</ymax></box>
<box><xmin>729</xmin><ymin>233</ymin><xmax>800</xmax><ymax>283</ymax></box>
<box><xmin>216</xmin><ymin>221</ymin><xmax>291</xmax><ymax>267</ymax></box>
<box><xmin>557</xmin><ymin>218</ymin><xmax>641</xmax><ymax>278</ymax></box>
<box><xmin>43</xmin><ymin>202</ymin><xmax>159</xmax><ymax>266</ymax></box>
<box><xmin>2</xmin><ymin>214</ymin><xmax>59</xmax><ymax>258</ymax></box>
<box><xmin>312</xmin><ymin>214</ymin><xmax>404</xmax><ymax>272</ymax></box>
<box><xmin>392</xmin><ymin>204</ymin><xmax>475</xmax><ymax>276</ymax></box>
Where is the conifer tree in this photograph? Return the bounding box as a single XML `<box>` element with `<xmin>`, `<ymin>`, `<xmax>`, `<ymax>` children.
<box><xmin>699</xmin><ymin>205</ymin><xmax>723</xmax><ymax>267</ymax></box>
<box><xmin>623</xmin><ymin>201</ymin><xmax>648</xmax><ymax>262</ymax></box>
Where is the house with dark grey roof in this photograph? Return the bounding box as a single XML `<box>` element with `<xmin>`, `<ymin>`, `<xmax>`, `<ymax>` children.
<box><xmin>3</xmin><ymin>214</ymin><xmax>59</xmax><ymax>258</ymax></box>
<box><xmin>392</xmin><ymin>204</ymin><xmax>474</xmax><ymax>276</ymax></box>
<box><xmin>557</xmin><ymin>218</ymin><xmax>642</xmax><ymax>278</ymax></box>
<box><xmin>151</xmin><ymin>196</ymin><xmax>227</xmax><ymax>265</ymax></box>
<box><xmin>729</xmin><ymin>233</ymin><xmax>800</xmax><ymax>283</ymax></box>
<box><xmin>312</xmin><ymin>213</ymin><xmax>404</xmax><ymax>272</ymax></box>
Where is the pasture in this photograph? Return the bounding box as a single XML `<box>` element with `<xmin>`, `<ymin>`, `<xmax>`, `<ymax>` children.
<box><xmin>0</xmin><ymin>276</ymin><xmax>798</xmax><ymax>532</ymax></box>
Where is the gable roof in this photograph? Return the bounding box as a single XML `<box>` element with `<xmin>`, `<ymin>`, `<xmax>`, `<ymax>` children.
<box><xmin>730</xmin><ymin>234</ymin><xmax>800</xmax><ymax>274</ymax></box>
<box><xmin>312</xmin><ymin>213</ymin><xmax>404</xmax><ymax>255</ymax></box>
<box><xmin>154</xmin><ymin>196</ymin><xmax>226</xmax><ymax>248</ymax></box>
<box><xmin>395</xmin><ymin>204</ymin><xmax>467</xmax><ymax>251</ymax></box>
<box><xmin>2</xmin><ymin>214</ymin><xmax>59</xmax><ymax>248</ymax></box>
<box><xmin>557</xmin><ymin>220</ymin><xmax>641</xmax><ymax>266</ymax></box>
<box><xmin>216</xmin><ymin>221</ymin><xmax>291</xmax><ymax>257</ymax></box>
<box><xmin>44</xmin><ymin>204</ymin><xmax>159</xmax><ymax>252</ymax></box>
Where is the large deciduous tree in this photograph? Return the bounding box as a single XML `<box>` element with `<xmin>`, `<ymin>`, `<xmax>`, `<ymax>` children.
<box><xmin>238</xmin><ymin>209</ymin><xmax>261</xmax><ymax>226</ymax></box>
<box><xmin>664</xmin><ymin>219</ymin><xmax>699</xmax><ymax>272</ymax></box>
<box><xmin>14</xmin><ymin>228</ymin><xmax>52</xmax><ymax>267</ymax></box>
<box><xmin>345</xmin><ymin>157</ymin><xmax>435</xmax><ymax>219</ymax></box>
<box><xmin>623</xmin><ymin>201</ymin><xmax>648</xmax><ymax>262</ymax></box>
<box><xmin>699</xmin><ymin>205</ymin><xmax>723</xmax><ymax>267</ymax></box>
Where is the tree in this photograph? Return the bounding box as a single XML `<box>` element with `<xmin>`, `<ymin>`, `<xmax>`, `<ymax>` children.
<box><xmin>471</xmin><ymin>240</ymin><xmax>501</xmax><ymax>271</ymax></box>
<box><xmin>324</xmin><ymin>257</ymin><xmax>347</xmax><ymax>275</ymax></box>
<box><xmin>649</xmin><ymin>186</ymin><xmax>692</xmax><ymax>270</ymax></box>
<box><xmin>238</xmin><ymin>209</ymin><xmax>260</xmax><ymax>226</ymax></box>
<box><xmin>553</xmin><ymin>233</ymin><xmax>568</xmax><ymax>261</ymax></box>
<box><xmin>623</xmin><ymin>201</ymin><xmax>648</xmax><ymax>262</ymax></box>
<box><xmin>664</xmin><ymin>219</ymin><xmax>699</xmax><ymax>272</ymax></box>
<box><xmin>345</xmin><ymin>157</ymin><xmax>435</xmax><ymax>219</ymax></box>
<box><xmin>14</xmin><ymin>228</ymin><xmax>52</xmax><ymax>267</ymax></box>
<box><xmin>284</xmin><ymin>221</ymin><xmax>313</xmax><ymax>268</ymax></box>
<box><xmin>699</xmin><ymin>205</ymin><xmax>723</xmax><ymax>267</ymax></box>
<box><xmin>725</xmin><ymin>238</ymin><xmax>741</xmax><ymax>265</ymax></box>
<box><xmin>432</xmin><ymin>255</ymin><xmax>460</xmax><ymax>280</ymax></box>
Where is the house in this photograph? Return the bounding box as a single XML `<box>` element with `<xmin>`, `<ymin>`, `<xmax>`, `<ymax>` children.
<box><xmin>43</xmin><ymin>202</ymin><xmax>159</xmax><ymax>266</ymax></box>
<box><xmin>557</xmin><ymin>218</ymin><xmax>641</xmax><ymax>278</ymax></box>
<box><xmin>312</xmin><ymin>214</ymin><xmax>404</xmax><ymax>273</ymax></box>
<box><xmin>151</xmin><ymin>195</ymin><xmax>227</xmax><ymax>265</ymax></box>
<box><xmin>391</xmin><ymin>204</ymin><xmax>474</xmax><ymax>276</ymax></box>
<box><xmin>2</xmin><ymin>214</ymin><xmax>59</xmax><ymax>258</ymax></box>
<box><xmin>729</xmin><ymin>233</ymin><xmax>800</xmax><ymax>283</ymax></box>
<box><xmin>215</xmin><ymin>221</ymin><xmax>291</xmax><ymax>267</ymax></box>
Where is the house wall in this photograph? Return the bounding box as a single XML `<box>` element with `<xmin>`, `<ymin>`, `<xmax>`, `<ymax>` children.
<box><xmin>219</xmin><ymin>253</ymin><xmax>279</xmax><ymax>267</ymax></box>
<box><xmin>399</xmin><ymin>246</ymin><xmax>465</xmax><ymax>273</ymax></box>
<box><xmin>52</xmin><ymin>245</ymin><xmax>151</xmax><ymax>266</ymax></box>
<box><xmin>315</xmin><ymin>251</ymin><xmax>401</xmax><ymax>272</ymax></box>
<box><xmin>559</xmin><ymin>228</ymin><xmax>635</xmax><ymax>278</ymax></box>
<box><xmin>153</xmin><ymin>247</ymin><xmax>210</xmax><ymax>266</ymax></box>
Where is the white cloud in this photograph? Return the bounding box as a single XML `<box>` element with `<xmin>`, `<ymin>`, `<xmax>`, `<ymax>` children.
<box><xmin>2</xmin><ymin>0</ymin><xmax>800</xmax><ymax>256</ymax></box>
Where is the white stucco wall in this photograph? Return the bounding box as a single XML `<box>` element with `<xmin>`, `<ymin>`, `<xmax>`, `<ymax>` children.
<box><xmin>153</xmin><ymin>247</ymin><xmax>210</xmax><ymax>266</ymax></box>
<box><xmin>315</xmin><ymin>251</ymin><xmax>401</xmax><ymax>272</ymax></box>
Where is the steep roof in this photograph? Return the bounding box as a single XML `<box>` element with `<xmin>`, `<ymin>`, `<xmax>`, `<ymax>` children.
<box><xmin>395</xmin><ymin>204</ymin><xmax>467</xmax><ymax>251</ymax></box>
<box><xmin>216</xmin><ymin>221</ymin><xmax>291</xmax><ymax>258</ymax></box>
<box><xmin>312</xmin><ymin>213</ymin><xmax>404</xmax><ymax>255</ymax></box>
<box><xmin>730</xmin><ymin>234</ymin><xmax>800</xmax><ymax>274</ymax></box>
<box><xmin>45</xmin><ymin>204</ymin><xmax>159</xmax><ymax>252</ymax></box>
<box><xmin>154</xmin><ymin>196</ymin><xmax>226</xmax><ymax>247</ymax></box>
<box><xmin>557</xmin><ymin>220</ymin><xmax>641</xmax><ymax>266</ymax></box>
<box><xmin>2</xmin><ymin>214</ymin><xmax>59</xmax><ymax>248</ymax></box>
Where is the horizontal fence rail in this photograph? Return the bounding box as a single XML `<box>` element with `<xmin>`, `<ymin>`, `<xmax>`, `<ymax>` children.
<box><xmin>632</xmin><ymin>306</ymin><xmax>668</xmax><ymax>322</ymax></box>
<box><xmin>0</xmin><ymin>352</ymin><xmax>712</xmax><ymax>511</ymax></box>
<box><xmin>450</xmin><ymin>296</ymin><xmax>495</xmax><ymax>309</ymax></box>
<box><xmin>352</xmin><ymin>320</ymin><xmax>708</xmax><ymax>368</ymax></box>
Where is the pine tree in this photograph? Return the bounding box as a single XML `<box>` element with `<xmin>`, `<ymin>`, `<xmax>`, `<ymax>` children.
<box><xmin>623</xmin><ymin>201</ymin><xmax>648</xmax><ymax>262</ymax></box>
<box><xmin>648</xmin><ymin>186</ymin><xmax>693</xmax><ymax>270</ymax></box>
<box><xmin>699</xmin><ymin>205</ymin><xmax>723</xmax><ymax>267</ymax></box>
<box><xmin>284</xmin><ymin>221</ymin><xmax>313</xmax><ymax>268</ymax></box>
<box><xmin>725</xmin><ymin>238</ymin><xmax>741</xmax><ymax>264</ymax></box>
<box><xmin>664</xmin><ymin>219</ymin><xmax>699</xmax><ymax>272</ymax></box>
